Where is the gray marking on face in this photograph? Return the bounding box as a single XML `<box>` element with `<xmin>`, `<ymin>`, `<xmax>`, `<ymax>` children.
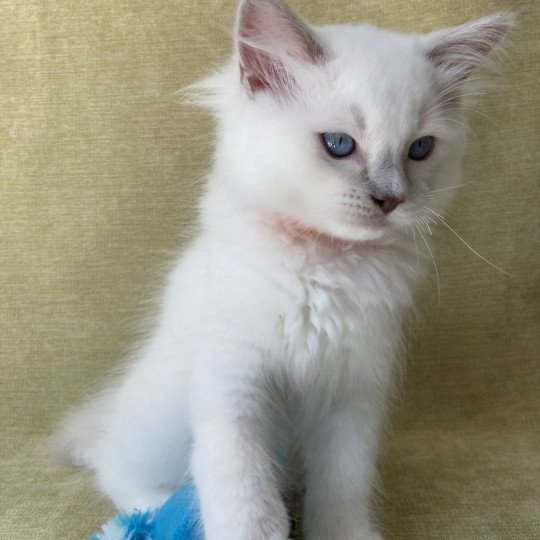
<box><xmin>368</xmin><ymin>151</ymin><xmax>406</xmax><ymax>199</ymax></box>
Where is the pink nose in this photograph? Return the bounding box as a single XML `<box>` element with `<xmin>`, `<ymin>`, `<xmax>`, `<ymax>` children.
<box><xmin>371</xmin><ymin>195</ymin><xmax>404</xmax><ymax>214</ymax></box>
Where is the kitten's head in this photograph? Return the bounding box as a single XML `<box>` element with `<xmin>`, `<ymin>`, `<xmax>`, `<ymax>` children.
<box><xmin>198</xmin><ymin>0</ymin><xmax>512</xmax><ymax>244</ymax></box>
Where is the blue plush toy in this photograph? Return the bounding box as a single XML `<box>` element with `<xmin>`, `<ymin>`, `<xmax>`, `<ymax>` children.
<box><xmin>92</xmin><ymin>483</ymin><xmax>203</xmax><ymax>540</ymax></box>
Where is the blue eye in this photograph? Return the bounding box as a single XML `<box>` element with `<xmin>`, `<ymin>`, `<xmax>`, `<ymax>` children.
<box><xmin>408</xmin><ymin>136</ymin><xmax>434</xmax><ymax>161</ymax></box>
<box><xmin>321</xmin><ymin>132</ymin><xmax>356</xmax><ymax>158</ymax></box>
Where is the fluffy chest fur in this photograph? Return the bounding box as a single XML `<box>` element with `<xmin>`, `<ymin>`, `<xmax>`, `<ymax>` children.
<box><xmin>273</xmin><ymin>241</ymin><xmax>414</xmax><ymax>374</ymax></box>
<box><xmin>187</xmin><ymin>201</ymin><xmax>420</xmax><ymax>396</ymax></box>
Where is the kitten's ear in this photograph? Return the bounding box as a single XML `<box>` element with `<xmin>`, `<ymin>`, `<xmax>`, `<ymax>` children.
<box><xmin>424</xmin><ymin>12</ymin><xmax>514</xmax><ymax>83</ymax></box>
<box><xmin>236</xmin><ymin>0</ymin><xmax>324</xmax><ymax>95</ymax></box>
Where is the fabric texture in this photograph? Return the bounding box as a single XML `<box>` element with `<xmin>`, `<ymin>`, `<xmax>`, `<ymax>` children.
<box><xmin>0</xmin><ymin>1</ymin><xmax>538</xmax><ymax>538</ymax></box>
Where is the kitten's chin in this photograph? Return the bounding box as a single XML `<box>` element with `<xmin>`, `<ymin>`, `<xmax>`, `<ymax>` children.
<box><xmin>271</xmin><ymin>215</ymin><xmax>387</xmax><ymax>247</ymax></box>
<box><xmin>325</xmin><ymin>222</ymin><xmax>387</xmax><ymax>244</ymax></box>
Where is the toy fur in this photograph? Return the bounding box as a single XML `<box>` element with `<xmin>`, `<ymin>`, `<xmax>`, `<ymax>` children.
<box><xmin>92</xmin><ymin>484</ymin><xmax>202</xmax><ymax>540</ymax></box>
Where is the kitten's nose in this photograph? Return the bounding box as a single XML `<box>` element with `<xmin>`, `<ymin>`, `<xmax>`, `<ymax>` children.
<box><xmin>371</xmin><ymin>194</ymin><xmax>404</xmax><ymax>214</ymax></box>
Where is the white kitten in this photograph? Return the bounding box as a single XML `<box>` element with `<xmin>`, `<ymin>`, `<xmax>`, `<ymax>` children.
<box><xmin>53</xmin><ymin>1</ymin><xmax>512</xmax><ymax>538</ymax></box>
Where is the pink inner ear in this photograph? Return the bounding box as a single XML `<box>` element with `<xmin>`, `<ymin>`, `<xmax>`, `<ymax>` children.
<box><xmin>239</xmin><ymin>44</ymin><xmax>287</xmax><ymax>93</ymax></box>
<box><xmin>240</xmin><ymin>3</ymin><xmax>292</xmax><ymax>48</ymax></box>
<box><xmin>426</xmin><ymin>13</ymin><xmax>513</xmax><ymax>78</ymax></box>
<box><xmin>237</xmin><ymin>0</ymin><xmax>324</xmax><ymax>94</ymax></box>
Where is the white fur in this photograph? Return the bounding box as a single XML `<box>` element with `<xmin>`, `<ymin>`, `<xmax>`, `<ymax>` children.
<box><xmin>53</xmin><ymin>2</ymin><xmax>511</xmax><ymax>538</ymax></box>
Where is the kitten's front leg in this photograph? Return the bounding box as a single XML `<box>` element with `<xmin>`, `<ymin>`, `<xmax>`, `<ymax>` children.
<box><xmin>190</xmin><ymin>347</ymin><xmax>289</xmax><ymax>540</ymax></box>
<box><xmin>303</xmin><ymin>396</ymin><xmax>385</xmax><ymax>540</ymax></box>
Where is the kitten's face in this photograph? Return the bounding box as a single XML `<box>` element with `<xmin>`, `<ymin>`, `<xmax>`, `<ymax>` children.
<box><xmin>209</xmin><ymin>0</ymin><xmax>510</xmax><ymax>244</ymax></box>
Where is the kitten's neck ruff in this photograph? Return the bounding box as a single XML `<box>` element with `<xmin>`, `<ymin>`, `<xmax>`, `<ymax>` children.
<box><xmin>201</xmin><ymin>179</ymin><xmax>420</xmax><ymax>267</ymax></box>
<box><xmin>200</xmin><ymin>181</ymin><xmax>423</xmax><ymax>322</ymax></box>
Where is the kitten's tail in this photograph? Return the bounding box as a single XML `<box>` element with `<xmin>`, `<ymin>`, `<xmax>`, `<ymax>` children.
<box><xmin>50</xmin><ymin>390</ymin><xmax>113</xmax><ymax>469</ymax></box>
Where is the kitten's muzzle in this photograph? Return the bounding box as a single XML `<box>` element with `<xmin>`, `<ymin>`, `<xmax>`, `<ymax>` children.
<box><xmin>367</xmin><ymin>158</ymin><xmax>406</xmax><ymax>214</ymax></box>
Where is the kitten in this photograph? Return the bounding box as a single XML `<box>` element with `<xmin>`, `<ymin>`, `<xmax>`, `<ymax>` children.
<box><xmin>53</xmin><ymin>1</ymin><xmax>512</xmax><ymax>538</ymax></box>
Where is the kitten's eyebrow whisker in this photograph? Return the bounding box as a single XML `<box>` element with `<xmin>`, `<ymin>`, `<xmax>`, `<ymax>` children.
<box><xmin>434</xmin><ymin>74</ymin><xmax>490</xmax><ymax>102</ymax></box>
<box><xmin>435</xmin><ymin>91</ymin><xmax>488</xmax><ymax>109</ymax></box>
<box><xmin>439</xmin><ymin>116</ymin><xmax>479</xmax><ymax>140</ymax></box>
<box><xmin>416</xmin><ymin>223</ymin><xmax>440</xmax><ymax>304</ymax></box>
<box><xmin>444</xmin><ymin>106</ymin><xmax>496</xmax><ymax>125</ymax></box>
<box><xmin>421</xmin><ymin>206</ymin><xmax>512</xmax><ymax>277</ymax></box>
<box><xmin>437</xmin><ymin>92</ymin><xmax>488</xmax><ymax>105</ymax></box>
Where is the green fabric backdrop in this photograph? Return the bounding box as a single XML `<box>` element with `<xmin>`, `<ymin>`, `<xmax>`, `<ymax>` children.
<box><xmin>1</xmin><ymin>1</ymin><xmax>538</xmax><ymax>538</ymax></box>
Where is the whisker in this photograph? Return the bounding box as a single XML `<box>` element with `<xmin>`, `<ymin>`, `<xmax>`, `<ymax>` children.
<box><xmin>411</xmin><ymin>225</ymin><xmax>419</xmax><ymax>266</ymax></box>
<box><xmin>436</xmin><ymin>91</ymin><xmax>488</xmax><ymax>106</ymax></box>
<box><xmin>421</xmin><ymin>218</ymin><xmax>433</xmax><ymax>236</ymax></box>
<box><xmin>416</xmin><ymin>223</ymin><xmax>440</xmax><ymax>304</ymax></box>
<box><xmin>437</xmin><ymin>116</ymin><xmax>479</xmax><ymax>140</ymax></box>
<box><xmin>424</xmin><ymin>184</ymin><xmax>467</xmax><ymax>195</ymax></box>
<box><xmin>434</xmin><ymin>74</ymin><xmax>493</xmax><ymax>101</ymax></box>
<box><xmin>443</xmin><ymin>106</ymin><xmax>497</xmax><ymax>125</ymax></box>
<box><xmin>421</xmin><ymin>206</ymin><xmax>512</xmax><ymax>277</ymax></box>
